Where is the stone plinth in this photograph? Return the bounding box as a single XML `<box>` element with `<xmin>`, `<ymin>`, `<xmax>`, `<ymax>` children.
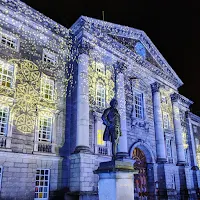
<box><xmin>94</xmin><ymin>159</ymin><xmax>137</xmax><ymax>200</ymax></box>
<box><xmin>69</xmin><ymin>153</ymin><xmax>97</xmax><ymax>192</ymax></box>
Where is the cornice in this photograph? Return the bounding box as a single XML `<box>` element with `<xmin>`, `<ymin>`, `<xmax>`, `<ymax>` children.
<box><xmin>179</xmin><ymin>94</ymin><xmax>193</xmax><ymax>108</ymax></box>
<box><xmin>171</xmin><ymin>93</ymin><xmax>193</xmax><ymax>107</ymax></box>
<box><xmin>187</xmin><ymin>112</ymin><xmax>200</xmax><ymax>124</ymax></box>
<box><xmin>0</xmin><ymin>0</ymin><xmax>69</xmax><ymax>39</ymax></box>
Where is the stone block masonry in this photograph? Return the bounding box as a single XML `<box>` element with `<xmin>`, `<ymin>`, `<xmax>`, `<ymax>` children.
<box><xmin>0</xmin><ymin>151</ymin><xmax>62</xmax><ymax>200</ymax></box>
<box><xmin>69</xmin><ymin>153</ymin><xmax>98</xmax><ymax>193</ymax></box>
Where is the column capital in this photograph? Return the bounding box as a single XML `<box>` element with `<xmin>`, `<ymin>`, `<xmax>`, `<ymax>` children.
<box><xmin>170</xmin><ymin>93</ymin><xmax>180</xmax><ymax>103</ymax></box>
<box><xmin>185</xmin><ymin>111</ymin><xmax>191</xmax><ymax>119</ymax></box>
<box><xmin>151</xmin><ymin>82</ymin><xmax>161</xmax><ymax>93</ymax></box>
<box><xmin>114</xmin><ymin>61</ymin><xmax>127</xmax><ymax>74</ymax></box>
<box><xmin>78</xmin><ymin>41</ymin><xmax>94</xmax><ymax>55</ymax></box>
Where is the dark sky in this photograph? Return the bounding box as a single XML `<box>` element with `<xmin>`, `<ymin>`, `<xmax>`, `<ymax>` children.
<box><xmin>21</xmin><ymin>0</ymin><xmax>200</xmax><ymax>115</ymax></box>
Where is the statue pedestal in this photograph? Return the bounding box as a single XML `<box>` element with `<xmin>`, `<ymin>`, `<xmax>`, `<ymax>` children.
<box><xmin>94</xmin><ymin>159</ymin><xmax>137</xmax><ymax>200</ymax></box>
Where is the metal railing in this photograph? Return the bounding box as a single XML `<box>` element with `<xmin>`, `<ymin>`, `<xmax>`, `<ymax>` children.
<box><xmin>96</xmin><ymin>145</ymin><xmax>109</xmax><ymax>156</ymax></box>
<box><xmin>0</xmin><ymin>135</ymin><xmax>6</xmax><ymax>148</ymax></box>
<box><xmin>38</xmin><ymin>142</ymin><xmax>52</xmax><ymax>153</ymax></box>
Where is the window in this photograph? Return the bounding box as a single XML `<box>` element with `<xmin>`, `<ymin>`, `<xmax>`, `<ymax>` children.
<box><xmin>0</xmin><ymin>63</ymin><xmax>14</xmax><ymax>88</ymax></box>
<box><xmin>184</xmin><ymin>149</ymin><xmax>189</xmax><ymax>164</ymax></box>
<box><xmin>0</xmin><ymin>32</ymin><xmax>19</xmax><ymax>50</ymax></box>
<box><xmin>42</xmin><ymin>50</ymin><xmax>57</xmax><ymax>66</ymax></box>
<box><xmin>193</xmin><ymin>126</ymin><xmax>198</xmax><ymax>133</ymax></box>
<box><xmin>166</xmin><ymin>139</ymin><xmax>172</xmax><ymax>158</ymax></box>
<box><xmin>134</xmin><ymin>92</ymin><xmax>144</xmax><ymax>119</ymax></box>
<box><xmin>171</xmin><ymin>174</ymin><xmax>175</xmax><ymax>189</ymax></box>
<box><xmin>38</xmin><ymin>116</ymin><xmax>52</xmax><ymax>142</ymax></box>
<box><xmin>41</xmin><ymin>75</ymin><xmax>54</xmax><ymax>101</ymax></box>
<box><xmin>96</xmin><ymin>62</ymin><xmax>105</xmax><ymax>74</ymax></box>
<box><xmin>0</xmin><ymin>166</ymin><xmax>2</xmax><ymax>191</ymax></box>
<box><xmin>195</xmin><ymin>138</ymin><xmax>200</xmax><ymax>152</ymax></box>
<box><xmin>97</xmin><ymin>129</ymin><xmax>105</xmax><ymax>146</ymax></box>
<box><xmin>0</xmin><ymin>107</ymin><xmax>9</xmax><ymax>136</ymax></box>
<box><xmin>161</xmin><ymin>96</ymin><xmax>167</xmax><ymax>104</ymax></box>
<box><xmin>163</xmin><ymin>113</ymin><xmax>169</xmax><ymax>129</ymax></box>
<box><xmin>96</xmin><ymin>83</ymin><xmax>105</xmax><ymax>107</ymax></box>
<box><xmin>97</xmin><ymin>127</ymin><xmax>105</xmax><ymax>146</ymax></box>
<box><xmin>35</xmin><ymin>169</ymin><xmax>50</xmax><ymax>199</ymax></box>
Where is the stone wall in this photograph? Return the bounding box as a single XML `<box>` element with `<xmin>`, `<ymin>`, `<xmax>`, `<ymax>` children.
<box><xmin>0</xmin><ymin>151</ymin><xmax>62</xmax><ymax>200</ymax></box>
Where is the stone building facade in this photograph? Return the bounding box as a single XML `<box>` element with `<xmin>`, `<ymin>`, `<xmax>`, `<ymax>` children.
<box><xmin>0</xmin><ymin>0</ymin><xmax>200</xmax><ymax>200</ymax></box>
<box><xmin>0</xmin><ymin>0</ymin><xmax>68</xmax><ymax>199</ymax></box>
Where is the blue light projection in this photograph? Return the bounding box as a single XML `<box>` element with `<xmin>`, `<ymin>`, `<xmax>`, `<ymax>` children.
<box><xmin>134</xmin><ymin>42</ymin><xmax>146</xmax><ymax>59</ymax></box>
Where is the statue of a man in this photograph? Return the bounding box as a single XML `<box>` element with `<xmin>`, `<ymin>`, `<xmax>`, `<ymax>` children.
<box><xmin>102</xmin><ymin>98</ymin><xmax>122</xmax><ymax>159</ymax></box>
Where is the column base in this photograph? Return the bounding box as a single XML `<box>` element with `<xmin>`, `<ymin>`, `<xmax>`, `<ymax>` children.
<box><xmin>157</xmin><ymin>158</ymin><xmax>167</xmax><ymax>164</ymax></box>
<box><xmin>74</xmin><ymin>145</ymin><xmax>91</xmax><ymax>154</ymax></box>
<box><xmin>69</xmin><ymin>153</ymin><xmax>97</xmax><ymax>192</ymax></box>
<box><xmin>176</xmin><ymin>161</ymin><xmax>186</xmax><ymax>166</ymax></box>
<box><xmin>116</xmin><ymin>152</ymin><xmax>129</xmax><ymax>159</ymax></box>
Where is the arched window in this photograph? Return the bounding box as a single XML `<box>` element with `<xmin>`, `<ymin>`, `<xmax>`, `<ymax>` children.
<box><xmin>96</xmin><ymin>83</ymin><xmax>105</xmax><ymax>107</ymax></box>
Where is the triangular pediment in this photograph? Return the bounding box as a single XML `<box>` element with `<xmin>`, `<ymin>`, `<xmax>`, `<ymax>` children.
<box><xmin>109</xmin><ymin>34</ymin><xmax>162</xmax><ymax>70</ymax></box>
<box><xmin>71</xmin><ymin>16</ymin><xmax>183</xmax><ymax>88</ymax></box>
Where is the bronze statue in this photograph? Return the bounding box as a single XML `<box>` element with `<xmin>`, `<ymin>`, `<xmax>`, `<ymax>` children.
<box><xmin>102</xmin><ymin>98</ymin><xmax>122</xmax><ymax>159</ymax></box>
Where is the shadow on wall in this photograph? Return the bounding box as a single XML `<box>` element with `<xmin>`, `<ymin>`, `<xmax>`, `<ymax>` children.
<box><xmin>50</xmin><ymin>188</ymin><xmax>79</xmax><ymax>200</ymax></box>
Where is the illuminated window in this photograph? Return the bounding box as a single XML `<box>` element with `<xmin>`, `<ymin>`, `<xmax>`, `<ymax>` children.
<box><xmin>0</xmin><ymin>107</ymin><xmax>9</xmax><ymax>136</ymax></box>
<box><xmin>97</xmin><ymin>129</ymin><xmax>105</xmax><ymax>146</ymax></box>
<box><xmin>166</xmin><ymin>139</ymin><xmax>172</xmax><ymax>158</ymax></box>
<box><xmin>0</xmin><ymin>166</ymin><xmax>2</xmax><ymax>191</ymax></box>
<box><xmin>96</xmin><ymin>83</ymin><xmax>105</xmax><ymax>107</ymax></box>
<box><xmin>134</xmin><ymin>92</ymin><xmax>144</xmax><ymax>119</ymax></box>
<box><xmin>0</xmin><ymin>32</ymin><xmax>19</xmax><ymax>51</ymax></box>
<box><xmin>42</xmin><ymin>50</ymin><xmax>57</xmax><ymax>66</ymax></box>
<box><xmin>0</xmin><ymin>63</ymin><xmax>14</xmax><ymax>88</ymax></box>
<box><xmin>163</xmin><ymin>113</ymin><xmax>169</xmax><ymax>129</ymax></box>
<box><xmin>38</xmin><ymin>116</ymin><xmax>52</xmax><ymax>142</ymax></box>
<box><xmin>41</xmin><ymin>76</ymin><xmax>54</xmax><ymax>101</ymax></box>
<box><xmin>34</xmin><ymin>169</ymin><xmax>50</xmax><ymax>200</ymax></box>
<box><xmin>96</xmin><ymin>62</ymin><xmax>105</xmax><ymax>74</ymax></box>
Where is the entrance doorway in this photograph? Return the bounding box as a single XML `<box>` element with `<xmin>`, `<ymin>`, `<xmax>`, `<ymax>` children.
<box><xmin>133</xmin><ymin>147</ymin><xmax>148</xmax><ymax>200</ymax></box>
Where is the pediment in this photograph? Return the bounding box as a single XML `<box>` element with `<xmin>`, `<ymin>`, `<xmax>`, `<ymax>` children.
<box><xmin>71</xmin><ymin>16</ymin><xmax>183</xmax><ymax>88</ymax></box>
<box><xmin>109</xmin><ymin>34</ymin><xmax>162</xmax><ymax>70</ymax></box>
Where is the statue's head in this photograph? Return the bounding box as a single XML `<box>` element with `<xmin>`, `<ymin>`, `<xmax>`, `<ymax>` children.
<box><xmin>110</xmin><ymin>98</ymin><xmax>118</xmax><ymax>108</ymax></box>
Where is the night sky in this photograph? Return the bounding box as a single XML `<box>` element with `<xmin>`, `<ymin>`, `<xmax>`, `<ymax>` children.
<box><xmin>21</xmin><ymin>0</ymin><xmax>200</xmax><ymax>115</ymax></box>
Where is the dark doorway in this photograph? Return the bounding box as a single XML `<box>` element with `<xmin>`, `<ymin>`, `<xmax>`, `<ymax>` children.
<box><xmin>133</xmin><ymin>147</ymin><xmax>148</xmax><ymax>200</ymax></box>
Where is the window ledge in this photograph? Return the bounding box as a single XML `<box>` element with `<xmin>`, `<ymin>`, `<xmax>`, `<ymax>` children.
<box><xmin>164</xmin><ymin>129</ymin><xmax>174</xmax><ymax>135</ymax></box>
<box><xmin>33</xmin><ymin>151</ymin><xmax>57</xmax><ymax>156</ymax></box>
<box><xmin>0</xmin><ymin>148</ymin><xmax>12</xmax><ymax>152</ymax></box>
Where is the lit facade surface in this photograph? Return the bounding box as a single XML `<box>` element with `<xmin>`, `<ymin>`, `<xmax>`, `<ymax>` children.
<box><xmin>0</xmin><ymin>0</ymin><xmax>200</xmax><ymax>200</ymax></box>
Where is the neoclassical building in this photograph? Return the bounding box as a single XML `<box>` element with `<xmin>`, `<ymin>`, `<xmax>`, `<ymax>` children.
<box><xmin>0</xmin><ymin>0</ymin><xmax>200</xmax><ymax>200</ymax></box>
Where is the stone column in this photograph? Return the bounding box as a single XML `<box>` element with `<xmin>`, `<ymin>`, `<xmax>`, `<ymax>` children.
<box><xmin>151</xmin><ymin>82</ymin><xmax>167</xmax><ymax>162</ymax></box>
<box><xmin>116</xmin><ymin>71</ymin><xmax>128</xmax><ymax>156</ymax></box>
<box><xmin>75</xmin><ymin>46</ymin><xmax>90</xmax><ymax>153</ymax></box>
<box><xmin>171</xmin><ymin>93</ymin><xmax>185</xmax><ymax>165</ymax></box>
<box><xmin>186</xmin><ymin>112</ymin><xmax>198</xmax><ymax>169</ymax></box>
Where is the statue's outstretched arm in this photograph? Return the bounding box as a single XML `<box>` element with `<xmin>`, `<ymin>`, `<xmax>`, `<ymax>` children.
<box><xmin>101</xmin><ymin>108</ymin><xmax>110</xmax><ymax>127</ymax></box>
